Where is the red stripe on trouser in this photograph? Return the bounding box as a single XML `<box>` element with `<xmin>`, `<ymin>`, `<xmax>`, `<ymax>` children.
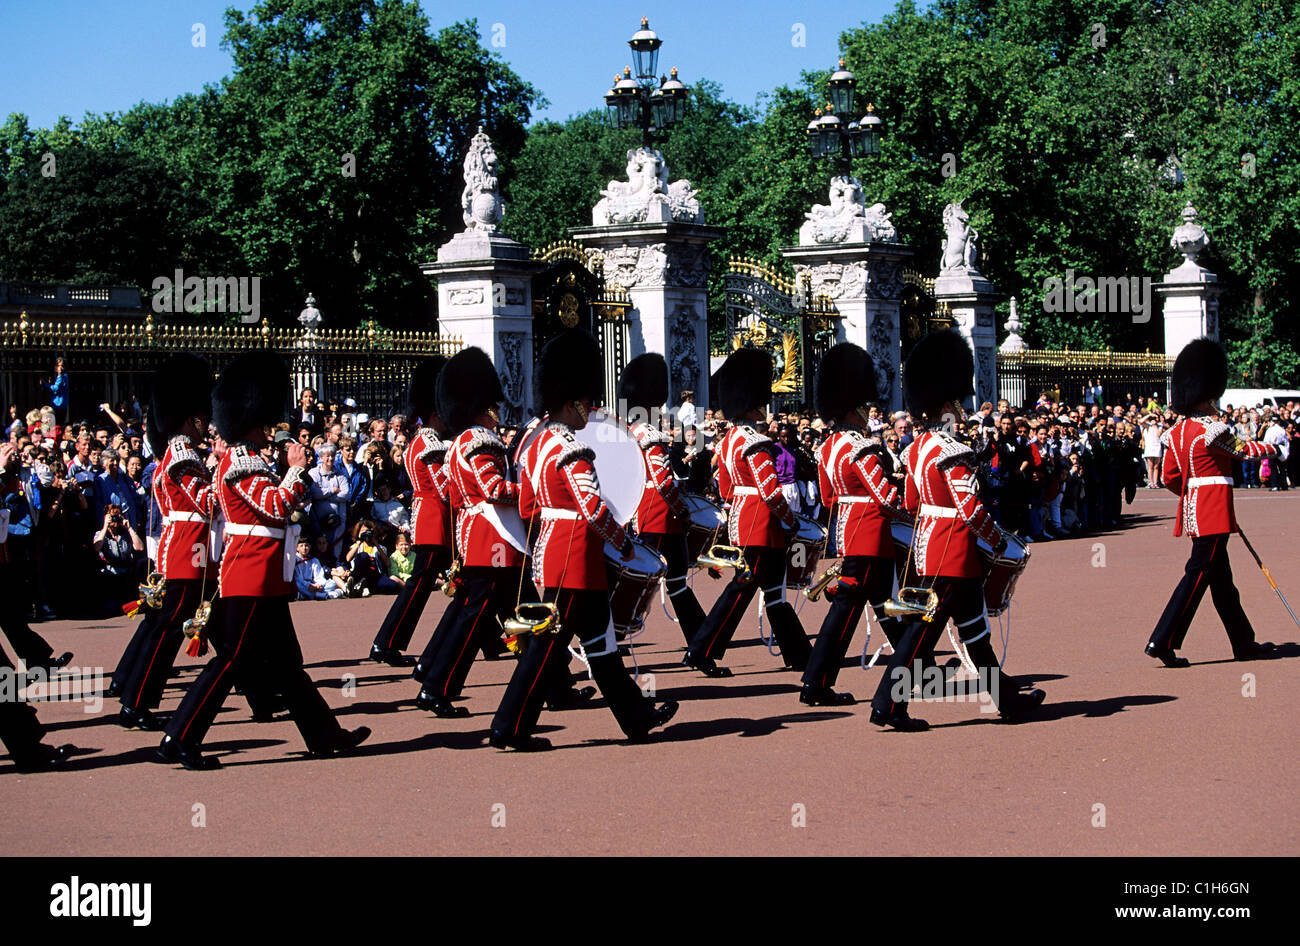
<box><xmin>178</xmin><ymin>600</ymin><xmax>256</xmax><ymax>744</ymax></box>
<box><xmin>439</xmin><ymin>594</ymin><xmax>489</xmax><ymax>697</ymax></box>
<box><xmin>889</xmin><ymin>586</ymin><xmax>951</xmax><ymax>715</ymax></box>
<box><xmin>130</xmin><ymin>588</ymin><xmax>187</xmax><ymax>706</ymax></box>
<box><xmin>1175</xmin><ymin>536</ymin><xmax>1218</xmax><ymax>624</ymax></box>
<box><xmin>509</xmin><ymin>594</ymin><xmax>576</xmax><ymax>735</ymax></box>
<box><xmin>380</xmin><ymin>563</ymin><xmax>430</xmax><ymax>649</ymax></box>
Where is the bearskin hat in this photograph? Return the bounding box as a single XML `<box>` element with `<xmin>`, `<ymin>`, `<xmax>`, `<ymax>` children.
<box><xmin>814</xmin><ymin>342</ymin><xmax>878</xmax><ymax>421</ymax></box>
<box><xmin>146</xmin><ymin>353</ymin><xmax>214</xmax><ymax>454</ymax></box>
<box><xmin>436</xmin><ymin>347</ymin><xmax>503</xmax><ymax>435</ymax></box>
<box><xmin>1171</xmin><ymin>337</ymin><xmax>1228</xmax><ymax>415</ymax></box>
<box><xmin>903</xmin><ymin>330</ymin><xmax>974</xmax><ymax>418</ymax></box>
<box><xmin>213</xmin><ymin>350</ymin><xmax>290</xmax><ymax>442</ymax></box>
<box><xmin>715</xmin><ymin>347</ymin><xmax>772</xmax><ymax>420</ymax></box>
<box><xmin>406</xmin><ymin>355</ymin><xmax>448</xmax><ymax>426</ymax></box>
<box><xmin>618</xmin><ymin>352</ymin><xmax>669</xmax><ymax>413</ymax></box>
<box><xmin>537</xmin><ymin>329</ymin><xmax>604</xmax><ymax>413</ymax></box>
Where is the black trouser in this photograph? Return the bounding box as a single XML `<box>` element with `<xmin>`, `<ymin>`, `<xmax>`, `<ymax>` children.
<box><xmin>164</xmin><ymin>596</ymin><xmax>342</xmax><ymax>753</ymax></box>
<box><xmin>0</xmin><ymin>555</ymin><xmax>55</xmax><ymax>666</ymax></box>
<box><xmin>803</xmin><ymin>555</ymin><xmax>905</xmax><ymax>690</ymax></box>
<box><xmin>490</xmin><ymin>588</ymin><xmax>655</xmax><ymax>741</ymax></box>
<box><xmin>640</xmin><ymin>531</ymin><xmax>706</xmax><ymax>645</ymax></box>
<box><xmin>372</xmin><ymin>545</ymin><xmax>449</xmax><ymax>654</ymax></box>
<box><xmin>1148</xmin><ymin>533</ymin><xmax>1258</xmax><ymax>657</ymax></box>
<box><xmin>419</xmin><ymin>564</ymin><xmax>523</xmax><ymax>699</ymax></box>
<box><xmin>0</xmin><ymin>643</ymin><xmax>47</xmax><ymax>766</ymax></box>
<box><xmin>687</xmin><ymin>545</ymin><xmax>812</xmax><ymax>669</ymax></box>
<box><xmin>870</xmin><ymin>576</ymin><xmax>1014</xmax><ymax>716</ymax></box>
<box><xmin>115</xmin><ymin>578</ymin><xmax>202</xmax><ymax>711</ymax></box>
<box><xmin>1272</xmin><ymin>457</ymin><xmax>1289</xmax><ymax>490</ymax></box>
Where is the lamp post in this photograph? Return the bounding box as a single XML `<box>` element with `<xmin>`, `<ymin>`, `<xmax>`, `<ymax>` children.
<box><xmin>805</xmin><ymin>60</ymin><xmax>883</xmax><ymax>175</ymax></box>
<box><xmin>603</xmin><ymin>17</ymin><xmax>689</xmax><ymax>148</ymax></box>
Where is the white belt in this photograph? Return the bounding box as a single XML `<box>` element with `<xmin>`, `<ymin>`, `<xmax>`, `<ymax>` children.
<box><xmin>541</xmin><ymin>508</ymin><xmax>580</xmax><ymax>521</ymax></box>
<box><xmin>732</xmin><ymin>486</ymin><xmax>759</xmax><ymax>496</ymax></box>
<box><xmin>223</xmin><ymin>523</ymin><xmax>287</xmax><ymax>539</ymax></box>
<box><xmin>918</xmin><ymin>503</ymin><xmax>958</xmax><ymax>519</ymax></box>
<box><xmin>1188</xmin><ymin>477</ymin><xmax>1233</xmax><ymax>487</ymax></box>
<box><xmin>164</xmin><ymin>511</ymin><xmax>206</xmax><ymax>524</ymax></box>
<box><xmin>836</xmin><ymin>496</ymin><xmax>876</xmax><ymax>505</ymax></box>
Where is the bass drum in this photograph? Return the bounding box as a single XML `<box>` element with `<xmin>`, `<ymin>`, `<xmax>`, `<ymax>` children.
<box><xmin>574</xmin><ymin>409</ymin><xmax>645</xmax><ymax>526</ymax></box>
<box><xmin>977</xmin><ymin>532</ymin><xmax>1031</xmax><ymax>616</ymax></box>
<box><xmin>785</xmin><ymin>514</ymin><xmax>828</xmax><ymax>589</ymax></box>
<box><xmin>605</xmin><ymin>536</ymin><xmax>668</xmax><ymax>633</ymax></box>
<box><xmin>682</xmin><ymin>492</ymin><xmax>726</xmax><ymax>563</ymax></box>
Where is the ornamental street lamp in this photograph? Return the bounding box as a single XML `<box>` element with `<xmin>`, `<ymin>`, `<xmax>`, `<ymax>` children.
<box><xmin>603</xmin><ymin>17</ymin><xmax>689</xmax><ymax>148</ymax></box>
<box><xmin>806</xmin><ymin>60</ymin><xmax>883</xmax><ymax>172</ymax></box>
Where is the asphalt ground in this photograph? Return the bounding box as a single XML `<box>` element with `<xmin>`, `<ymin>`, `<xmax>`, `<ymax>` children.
<box><xmin>2</xmin><ymin>490</ymin><xmax>1296</xmax><ymax>856</ymax></box>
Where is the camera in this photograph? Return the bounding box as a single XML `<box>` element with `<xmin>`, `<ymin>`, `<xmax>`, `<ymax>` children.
<box><xmin>360</xmin><ymin>530</ymin><xmax>375</xmax><ymax>545</ymax></box>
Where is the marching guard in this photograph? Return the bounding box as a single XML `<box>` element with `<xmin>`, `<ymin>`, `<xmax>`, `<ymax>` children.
<box><xmin>113</xmin><ymin>354</ymin><xmax>216</xmax><ymax>730</ymax></box>
<box><xmin>620</xmin><ymin>353</ymin><xmax>707</xmax><ymax>645</ymax></box>
<box><xmin>682</xmin><ymin>348</ymin><xmax>812</xmax><ymax>677</ymax></box>
<box><xmin>159</xmin><ymin>352</ymin><xmax>369</xmax><ymax>769</ymax></box>
<box><xmin>800</xmin><ymin>343</ymin><xmax>909</xmax><ymax>706</ymax></box>
<box><xmin>488</xmin><ymin>329</ymin><xmax>677</xmax><ymax>750</ymax></box>
<box><xmin>1146</xmin><ymin>338</ymin><xmax>1278</xmax><ymax>666</ymax></box>
<box><xmin>868</xmin><ymin>331</ymin><xmax>1045</xmax><ymax>730</ymax></box>
<box><xmin>371</xmin><ymin>356</ymin><xmax>450</xmax><ymax>667</ymax></box>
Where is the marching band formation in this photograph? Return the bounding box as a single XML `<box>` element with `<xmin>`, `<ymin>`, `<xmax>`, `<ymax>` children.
<box><xmin>0</xmin><ymin>328</ymin><xmax>1287</xmax><ymax>768</ymax></box>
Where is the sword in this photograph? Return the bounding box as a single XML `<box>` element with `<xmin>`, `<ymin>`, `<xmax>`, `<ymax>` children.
<box><xmin>1237</xmin><ymin>526</ymin><xmax>1300</xmax><ymax>631</ymax></box>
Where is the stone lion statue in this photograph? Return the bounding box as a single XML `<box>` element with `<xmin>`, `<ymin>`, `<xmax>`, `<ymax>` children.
<box><xmin>461</xmin><ymin>127</ymin><xmax>503</xmax><ymax>231</ymax></box>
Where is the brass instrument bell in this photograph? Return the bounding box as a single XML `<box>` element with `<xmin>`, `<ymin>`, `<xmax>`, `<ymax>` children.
<box><xmin>139</xmin><ymin>572</ymin><xmax>167</xmax><ymax>610</ymax></box>
<box><xmin>439</xmin><ymin>559</ymin><xmax>462</xmax><ymax>597</ymax></box>
<box><xmin>501</xmin><ymin>601</ymin><xmax>561</xmax><ymax>654</ymax></box>
<box><xmin>804</xmin><ymin>561</ymin><xmax>842</xmax><ymax>602</ymax></box>
<box><xmin>696</xmin><ymin>544</ymin><xmax>752</xmax><ymax>583</ymax></box>
<box><xmin>182</xmin><ymin>600</ymin><xmax>212</xmax><ymax>637</ymax></box>
<box><xmin>882</xmin><ymin>586</ymin><xmax>940</xmax><ymax>622</ymax></box>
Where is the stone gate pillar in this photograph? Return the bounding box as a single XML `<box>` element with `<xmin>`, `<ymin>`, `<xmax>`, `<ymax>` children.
<box><xmin>934</xmin><ymin>201</ymin><xmax>999</xmax><ymax>409</ymax></box>
<box><xmin>780</xmin><ymin>180</ymin><xmax>911</xmax><ymax>412</ymax></box>
<box><xmin>419</xmin><ymin>128</ymin><xmax>544</xmax><ymax>425</ymax></box>
<box><xmin>570</xmin><ymin>146</ymin><xmax>721</xmax><ymax>415</ymax></box>
<box><xmin>1158</xmin><ymin>202</ymin><xmax>1221</xmax><ymax>359</ymax></box>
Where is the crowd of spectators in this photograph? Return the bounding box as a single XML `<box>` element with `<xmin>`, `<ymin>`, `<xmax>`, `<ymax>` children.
<box><xmin>4</xmin><ymin>361</ymin><xmax>1298</xmax><ymax>623</ymax></box>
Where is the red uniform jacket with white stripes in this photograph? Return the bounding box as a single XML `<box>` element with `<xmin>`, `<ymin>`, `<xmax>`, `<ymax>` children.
<box><xmin>406</xmin><ymin>428</ymin><xmax>450</xmax><ymax>548</ymax></box>
<box><xmin>817</xmin><ymin>428</ymin><xmax>901</xmax><ymax>558</ymax></box>
<box><xmin>902</xmin><ymin>430</ymin><xmax>1000</xmax><ymax>578</ymax></box>
<box><xmin>717</xmin><ymin>424</ymin><xmax>797</xmax><ymax>549</ymax></box>
<box><xmin>215</xmin><ymin>445</ymin><xmax>309</xmax><ymax>597</ymax></box>
<box><xmin>1161</xmin><ymin>416</ymin><xmax>1275</xmax><ymax>538</ymax></box>
<box><xmin>518</xmin><ymin>422</ymin><xmax>628</xmax><ymax>590</ymax></box>
<box><xmin>154</xmin><ymin>435</ymin><xmax>216</xmax><ymax>580</ymax></box>
<box><xmin>630</xmin><ymin>421</ymin><xmax>687</xmax><ymax>535</ymax></box>
<box><xmin>445</xmin><ymin>426</ymin><xmax>522</xmax><ymax>568</ymax></box>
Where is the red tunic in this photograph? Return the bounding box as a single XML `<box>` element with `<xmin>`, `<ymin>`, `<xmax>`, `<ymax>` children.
<box><xmin>445</xmin><ymin>426</ymin><xmax>522</xmax><ymax>567</ymax></box>
<box><xmin>630</xmin><ymin>421</ymin><xmax>687</xmax><ymax>535</ymax></box>
<box><xmin>406</xmin><ymin>427</ymin><xmax>450</xmax><ymax>548</ymax></box>
<box><xmin>1161</xmin><ymin>416</ymin><xmax>1275</xmax><ymax>537</ymax></box>
<box><xmin>215</xmin><ymin>445</ymin><xmax>309</xmax><ymax>598</ymax></box>
<box><xmin>519</xmin><ymin>423</ymin><xmax>628</xmax><ymax>590</ymax></box>
<box><xmin>154</xmin><ymin>436</ymin><xmax>216</xmax><ymax>580</ymax></box>
<box><xmin>817</xmin><ymin>428</ymin><xmax>901</xmax><ymax>558</ymax></box>
<box><xmin>902</xmin><ymin>430</ymin><xmax>1000</xmax><ymax>578</ymax></box>
<box><xmin>717</xmin><ymin>424</ymin><xmax>796</xmax><ymax>549</ymax></box>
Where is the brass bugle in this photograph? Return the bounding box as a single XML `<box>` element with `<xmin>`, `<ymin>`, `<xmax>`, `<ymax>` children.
<box><xmin>182</xmin><ymin>600</ymin><xmax>212</xmax><ymax>637</ymax></box>
<box><xmin>503</xmin><ymin>601</ymin><xmax>560</xmax><ymax>638</ymax></box>
<box><xmin>804</xmin><ymin>561</ymin><xmax>842</xmax><ymax>602</ymax></box>
<box><xmin>696</xmin><ymin>544</ymin><xmax>750</xmax><ymax>581</ymax></box>
<box><xmin>882</xmin><ymin>586</ymin><xmax>940</xmax><ymax>622</ymax></box>
<box><xmin>438</xmin><ymin>560</ymin><xmax>461</xmax><ymax>597</ymax></box>
<box><xmin>139</xmin><ymin>571</ymin><xmax>167</xmax><ymax>610</ymax></box>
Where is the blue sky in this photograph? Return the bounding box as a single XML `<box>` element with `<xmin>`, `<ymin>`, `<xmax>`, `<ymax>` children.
<box><xmin>0</xmin><ymin>0</ymin><xmax>898</xmax><ymax>129</ymax></box>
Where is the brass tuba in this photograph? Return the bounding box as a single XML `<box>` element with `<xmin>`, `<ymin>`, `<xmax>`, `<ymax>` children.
<box><xmin>804</xmin><ymin>561</ymin><xmax>842</xmax><ymax>602</ymax></box>
<box><xmin>139</xmin><ymin>571</ymin><xmax>167</xmax><ymax>610</ymax></box>
<box><xmin>882</xmin><ymin>586</ymin><xmax>940</xmax><ymax>622</ymax></box>
<box><xmin>501</xmin><ymin>601</ymin><xmax>561</xmax><ymax>654</ymax></box>
<box><xmin>696</xmin><ymin>544</ymin><xmax>752</xmax><ymax>583</ymax></box>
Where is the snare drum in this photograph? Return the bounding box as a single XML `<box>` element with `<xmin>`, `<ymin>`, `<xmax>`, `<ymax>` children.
<box><xmin>977</xmin><ymin>532</ymin><xmax>1030</xmax><ymax>616</ymax></box>
<box><xmin>785</xmin><ymin>514</ymin><xmax>828</xmax><ymax>589</ymax></box>
<box><xmin>682</xmin><ymin>493</ymin><xmax>726</xmax><ymax>563</ymax></box>
<box><xmin>605</xmin><ymin>536</ymin><xmax>668</xmax><ymax>632</ymax></box>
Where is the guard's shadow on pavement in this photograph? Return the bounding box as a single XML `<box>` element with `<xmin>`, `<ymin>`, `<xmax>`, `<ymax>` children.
<box><xmin>563</xmin><ymin>710</ymin><xmax>854</xmax><ymax>749</ymax></box>
<box><xmin>926</xmin><ymin>693</ymin><xmax>1176</xmax><ymax>729</ymax></box>
<box><xmin>221</xmin><ymin>728</ymin><xmax>497</xmax><ymax>766</ymax></box>
<box><xmin>1187</xmin><ymin>641</ymin><xmax>1300</xmax><ymax>667</ymax></box>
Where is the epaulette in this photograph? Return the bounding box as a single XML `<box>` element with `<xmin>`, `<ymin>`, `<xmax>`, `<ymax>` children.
<box><xmin>546</xmin><ymin>423</ymin><xmax>595</xmax><ymax>468</ymax></box>
<box><xmin>927</xmin><ymin>430</ymin><xmax>977</xmax><ymax>468</ymax></box>
<box><xmin>459</xmin><ymin>425</ymin><xmax>507</xmax><ymax>460</ymax></box>
<box><xmin>223</xmin><ymin>445</ymin><xmax>270</xmax><ymax>482</ymax></box>
<box><xmin>416</xmin><ymin>428</ymin><xmax>449</xmax><ymax>463</ymax></box>
<box><xmin>166</xmin><ymin>436</ymin><xmax>208</xmax><ymax>480</ymax></box>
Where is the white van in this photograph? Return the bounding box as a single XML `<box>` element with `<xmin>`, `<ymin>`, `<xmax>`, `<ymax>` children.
<box><xmin>1221</xmin><ymin>389</ymin><xmax>1300</xmax><ymax>410</ymax></box>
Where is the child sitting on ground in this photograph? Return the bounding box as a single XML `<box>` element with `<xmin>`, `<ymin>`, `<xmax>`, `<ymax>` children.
<box><xmin>294</xmin><ymin>536</ymin><xmax>344</xmax><ymax>600</ymax></box>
